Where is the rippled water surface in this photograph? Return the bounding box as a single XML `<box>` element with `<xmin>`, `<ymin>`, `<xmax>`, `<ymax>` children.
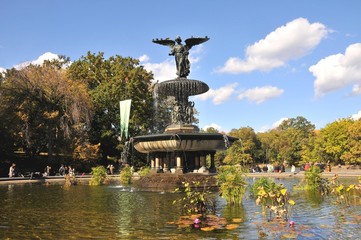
<box><xmin>1</xmin><ymin>178</ymin><xmax>360</xmax><ymax>239</ymax></box>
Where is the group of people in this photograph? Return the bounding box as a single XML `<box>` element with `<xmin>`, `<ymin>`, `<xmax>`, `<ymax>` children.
<box><xmin>58</xmin><ymin>164</ymin><xmax>75</xmax><ymax>176</ymax></box>
<box><xmin>250</xmin><ymin>164</ymin><xmax>286</xmax><ymax>173</ymax></box>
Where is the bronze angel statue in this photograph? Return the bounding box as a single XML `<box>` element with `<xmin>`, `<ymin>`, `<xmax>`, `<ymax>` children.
<box><xmin>152</xmin><ymin>35</ymin><xmax>210</xmax><ymax>78</ymax></box>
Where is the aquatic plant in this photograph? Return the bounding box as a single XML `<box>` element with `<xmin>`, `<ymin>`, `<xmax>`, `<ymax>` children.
<box><xmin>330</xmin><ymin>175</ymin><xmax>361</xmax><ymax>206</ymax></box>
<box><xmin>173</xmin><ymin>181</ymin><xmax>215</xmax><ymax>218</ymax></box>
<box><xmin>64</xmin><ymin>174</ymin><xmax>77</xmax><ymax>186</ymax></box>
<box><xmin>138</xmin><ymin>166</ymin><xmax>150</xmax><ymax>177</ymax></box>
<box><xmin>89</xmin><ymin>166</ymin><xmax>108</xmax><ymax>186</ymax></box>
<box><xmin>297</xmin><ymin>165</ymin><xmax>331</xmax><ymax>195</ymax></box>
<box><xmin>253</xmin><ymin>178</ymin><xmax>295</xmax><ymax>221</ymax></box>
<box><xmin>216</xmin><ymin>165</ymin><xmax>247</xmax><ymax>205</ymax></box>
<box><xmin>249</xmin><ymin>177</ymin><xmax>275</xmax><ymax>197</ymax></box>
<box><xmin>119</xmin><ymin>165</ymin><xmax>133</xmax><ymax>185</ymax></box>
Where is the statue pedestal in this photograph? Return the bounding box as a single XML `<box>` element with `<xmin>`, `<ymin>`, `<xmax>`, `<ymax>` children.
<box><xmin>165</xmin><ymin>124</ymin><xmax>199</xmax><ymax>133</ymax></box>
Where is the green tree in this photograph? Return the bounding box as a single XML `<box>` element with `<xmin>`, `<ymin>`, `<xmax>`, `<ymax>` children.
<box><xmin>223</xmin><ymin>127</ymin><xmax>260</xmax><ymax>165</ymax></box>
<box><xmin>67</xmin><ymin>52</ymin><xmax>154</xmax><ymax>165</ymax></box>
<box><xmin>341</xmin><ymin>119</ymin><xmax>361</xmax><ymax>165</ymax></box>
<box><xmin>317</xmin><ymin>118</ymin><xmax>352</xmax><ymax>165</ymax></box>
<box><xmin>276</xmin><ymin>116</ymin><xmax>315</xmax><ymax>165</ymax></box>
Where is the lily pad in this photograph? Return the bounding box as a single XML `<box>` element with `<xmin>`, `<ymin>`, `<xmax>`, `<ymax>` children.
<box><xmin>225</xmin><ymin>224</ymin><xmax>239</xmax><ymax>230</ymax></box>
<box><xmin>282</xmin><ymin>233</ymin><xmax>298</xmax><ymax>239</ymax></box>
<box><xmin>201</xmin><ymin>226</ymin><xmax>216</xmax><ymax>231</ymax></box>
<box><xmin>232</xmin><ymin>218</ymin><xmax>243</xmax><ymax>223</ymax></box>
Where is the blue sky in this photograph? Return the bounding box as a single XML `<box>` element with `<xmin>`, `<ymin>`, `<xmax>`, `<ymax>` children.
<box><xmin>1</xmin><ymin>0</ymin><xmax>361</xmax><ymax>132</ymax></box>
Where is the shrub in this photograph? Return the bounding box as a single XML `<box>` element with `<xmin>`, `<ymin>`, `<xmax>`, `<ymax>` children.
<box><xmin>119</xmin><ymin>165</ymin><xmax>133</xmax><ymax>185</ymax></box>
<box><xmin>138</xmin><ymin>167</ymin><xmax>150</xmax><ymax>177</ymax></box>
<box><xmin>216</xmin><ymin>165</ymin><xmax>247</xmax><ymax>205</ymax></box>
<box><xmin>89</xmin><ymin>166</ymin><xmax>108</xmax><ymax>186</ymax></box>
<box><xmin>173</xmin><ymin>181</ymin><xmax>214</xmax><ymax>218</ymax></box>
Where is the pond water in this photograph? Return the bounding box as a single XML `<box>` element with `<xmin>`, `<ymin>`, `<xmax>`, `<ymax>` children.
<box><xmin>1</xmin><ymin>178</ymin><xmax>360</xmax><ymax>239</ymax></box>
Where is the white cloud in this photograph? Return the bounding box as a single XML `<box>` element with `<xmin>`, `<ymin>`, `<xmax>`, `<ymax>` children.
<box><xmin>195</xmin><ymin>82</ymin><xmax>238</xmax><ymax>105</ymax></box>
<box><xmin>237</xmin><ymin>86</ymin><xmax>284</xmax><ymax>104</ymax></box>
<box><xmin>140</xmin><ymin>43</ymin><xmax>207</xmax><ymax>82</ymax></box>
<box><xmin>258</xmin><ymin>117</ymin><xmax>289</xmax><ymax>133</ymax></box>
<box><xmin>310</xmin><ymin>43</ymin><xmax>361</xmax><ymax>97</ymax></box>
<box><xmin>14</xmin><ymin>52</ymin><xmax>60</xmax><ymax>69</ymax></box>
<box><xmin>217</xmin><ymin>18</ymin><xmax>329</xmax><ymax>74</ymax></box>
<box><xmin>138</xmin><ymin>54</ymin><xmax>150</xmax><ymax>63</ymax></box>
<box><xmin>352</xmin><ymin>84</ymin><xmax>361</xmax><ymax>95</ymax></box>
<box><xmin>140</xmin><ymin>56</ymin><xmax>177</xmax><ymax>82</ymax></box>
<box><xmin>0</xmin><ymin>67</ymin><xmax>5</xmax><ymax>73</ymax></box>
<box><xmin>351</xmin><ymin>110</ymin><xmax>361</xmax><ymax>120</ymax></box>
<box><xmin>272</xmin><ymin>117</ymin><xmax>289</xmax><ymax>128</ymax></box>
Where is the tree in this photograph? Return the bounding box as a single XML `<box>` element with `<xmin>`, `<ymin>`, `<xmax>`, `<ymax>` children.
<box><xmin>0</xmin><ymin>62</ymin><xmax>92</xmax><ymax>162</ymax></box>
<box><xmin>67</xmin><ymin>52</ymin><xmax>154</xmax><ymax>164</ymax></box>
<box><xmin>341</xmin><ymin>119</ymin><xmax>361</xmax><ymax>165</ymax></box>
<box><xmin>223</xmin><ymin>127</ymin><xmax>260</xmax><ymax>165</ymax></box>
<box><xmin>317</xmin><ymin>118</ymin><xmax>352</xmax><ymax>165</ymax></box>
<box><xmin>201</xmin><ymin>126</ymin><xmax>219</xmax><ymax>133</ymax></box>
<box><xmin>276</xmin><ymin>116</ymin><xmax>315</xmax><ymax>165</ymax></box>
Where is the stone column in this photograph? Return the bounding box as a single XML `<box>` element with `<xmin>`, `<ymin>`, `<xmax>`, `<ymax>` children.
<box><xmin>151</xmin><ymin>158</ymin><xmax>155</xmax><ymax>169</ymax></box>
<box><xmin>150</xmin><ymin>157</ymin><xmax>157</xmax><ymax>174</ymax></box>
<box><xmin>155</xmin><ymin>157</ymin><xmax>160</xmax><ymax>171</ymax></box>
<box><xmin>175</xmin><ymin>155</ymin><xmax>183</xmax><ymax>174</ymax></box>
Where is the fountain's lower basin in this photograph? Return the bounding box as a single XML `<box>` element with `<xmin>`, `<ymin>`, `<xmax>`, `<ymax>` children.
<box><xmin>133</xmin><ymin>133</ymin><xmax>238</xmax><ymax>153</ymax></box>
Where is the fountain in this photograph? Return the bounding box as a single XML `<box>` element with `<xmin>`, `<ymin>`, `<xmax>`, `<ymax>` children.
<box><xmin>132</xmin><ymin>35</ymin><xmax>238</xmax><ymax>174</ymax></box>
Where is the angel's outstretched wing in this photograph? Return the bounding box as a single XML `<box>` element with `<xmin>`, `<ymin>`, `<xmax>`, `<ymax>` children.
<box><xmin>185</xmin><ymin>36</ymin><xmax>210</xmax><ymax>49</ymax></box>
<box><xmin>152</xmin><ymin>38</ymin><xmax>175</xmax><ymax>48</ymax></box>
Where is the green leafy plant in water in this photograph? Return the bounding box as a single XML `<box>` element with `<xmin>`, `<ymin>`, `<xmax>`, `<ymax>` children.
<box><xmin>173</xmin><ymin>180</ymin><xmax>215</xmax><ymax>219</ymax></box>
<box><xmin>119</xmin><ymin>165</ymin><xmax>133</xmax><ymax>185</ymax></box>
<box><xmin>89</xmin><ymin>166</ymin><xmax>108</xmax><ymax>186</ymax></box>
<box><xmin>64</xmin><ymin>174</ymin><xmax>77</xmax><ymax>187</ymax></box>
<box><xmin>138</xmin><ymin>167</ymin><xmax>150</xmax><ymax>177</ymax></box>
<box><xmin>330</xmin><ymin>174</ymin><xmax>361</xmax><ymax>206</ymax></box>
<box><xmin>253</xmin><ymin>178</ymin><xmax>295</xmax><ymax>221</ymax></box>
<box><xmin>216</xmin><ymin>165</ymin><xmax>247</xmax><ymax>205</ymax></box>
<box><xmin>297</xmin><ymin>165</ymin><xmax>331</xmax><ymax>195</ymax></box>
<box><xmin>250</xmin><ymin>177</ymin><xmax>275</xmax><ymax>197</ymax></box>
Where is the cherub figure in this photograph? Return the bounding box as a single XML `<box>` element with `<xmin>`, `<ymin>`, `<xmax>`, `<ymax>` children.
<box><xmin>152</xmin><ymin>35</ymin><xmax>209</xmax><ymax>78</ymax></box>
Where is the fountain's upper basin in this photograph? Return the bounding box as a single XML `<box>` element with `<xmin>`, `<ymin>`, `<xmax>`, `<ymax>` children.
<box><xmin>155</xmin><ymin>78</ymin><xmax>209</xmax><ymax>97</ymax></box>
<box><xmin>133</xmin><ymin>133</ymin><xmax>238</xmax><ymax>153</ymax></box>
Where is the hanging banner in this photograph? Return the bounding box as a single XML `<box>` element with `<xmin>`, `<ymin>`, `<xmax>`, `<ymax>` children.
<box><xmin>119</xmin><ymin>99</ymin><xmax>132</xmax><ymax>139</ymax></box>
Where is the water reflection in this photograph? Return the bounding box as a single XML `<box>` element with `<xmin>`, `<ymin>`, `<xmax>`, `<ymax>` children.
<box><xmin>0</xmin><ymin>178</ymin><xmax>360</xmax><ymax>239</ymax></box>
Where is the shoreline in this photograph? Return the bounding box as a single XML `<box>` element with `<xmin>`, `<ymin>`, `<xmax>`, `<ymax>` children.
<box><xmin>1</xmin><ymin>168</ymin><xmax>360</xmax><ymax>185</ymax></box>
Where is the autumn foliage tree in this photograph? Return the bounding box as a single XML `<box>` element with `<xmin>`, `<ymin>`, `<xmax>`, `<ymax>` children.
<box><xmin>0</xmin><ymin>62</ymin><xmax>92</xmax><ymax>162</ymax></box>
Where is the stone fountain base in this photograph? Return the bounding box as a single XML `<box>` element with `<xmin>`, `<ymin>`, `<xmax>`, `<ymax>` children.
<box><xmin>132</xmin><ymin>132</ymin><xmax>238</xmax><ymax>174</ymax></box>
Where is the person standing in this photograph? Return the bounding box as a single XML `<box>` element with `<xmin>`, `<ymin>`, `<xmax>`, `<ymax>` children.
<box><xmin>8</xmin><ymin>163</ymin><xmax>16</xmax><ymax>178</ymax></box>
<box><xmin>291</xmin><ymin>165</ymin><xmax>296</xmax><ymax>174</ymax></box>
<box><xmin>110</xmin><ymin>165</ymin><xmax>115</xmax><ymax>175</ymax></box>
<box><xmin>59</xmin><ymin>164</ymin><xmax>65</xmax><ymax>176</ymax></box>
